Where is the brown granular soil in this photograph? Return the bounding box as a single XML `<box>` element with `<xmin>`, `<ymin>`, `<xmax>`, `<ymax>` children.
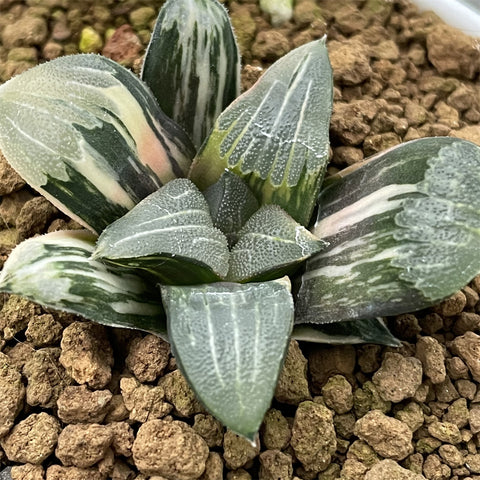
<box><xmin>0</xmin><ymin>1</ymin><xmax>479</xmax><ymax>479</ymax></box>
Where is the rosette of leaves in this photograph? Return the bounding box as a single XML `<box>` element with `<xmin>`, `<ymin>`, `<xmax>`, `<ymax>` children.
<box><xmin>1</xmin><ymin>0</ymin><xmax>480</xmax><ymax>441</ymax></box>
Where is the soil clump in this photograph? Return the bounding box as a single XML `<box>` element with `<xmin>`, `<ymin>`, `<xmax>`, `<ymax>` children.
<box><xmin>0</xmin><ymin>0</ymin><xmax>479</xmax><ymax>479</ymax></box>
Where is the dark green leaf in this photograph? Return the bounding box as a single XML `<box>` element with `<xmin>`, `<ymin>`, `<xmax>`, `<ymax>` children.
<box><xmin>0</xmin><ymin>231</ymin><xmax>166</xmax><ymax>338</ymax></box>
<box><xmin>293</xmin><ymin>319</ymin><xmax>401</xmax><ymax>346</ymax></box>
<box><xmin>142</xmin><ymin>0</ymin><xmax>240</xmax><ymax>148</ymax></box>
<box><xmin>228</xmin><ymin>205</ymin><xmax>326</xmax><ymax>282</ymax></box>
<box><xmin>162</xmin><ymin>277</ymin><xmax>294</xmax><ymax>440</ymax></box>
<box><xmin>93</xmin><ymin>179</ymin><xmax>230</xmax><ymax>284</ymax></box>
<box><xmin>189</xmin><ymin>38</ymin><xmax>333</xmax><ymax>226</ymax></box>
<box><xmin>296</xmin><ymin>137</ymin><xmax>480</xmax><ymax>324</ymax></box>
<box><xmin>203</xmin><ymin>170</ymin><xmax>259</xmax><ymax>246</ymax></box>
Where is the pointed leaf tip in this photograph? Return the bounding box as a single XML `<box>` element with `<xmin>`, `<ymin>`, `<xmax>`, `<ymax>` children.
<box><xmin>228</xmin><ymin>205</ymin><xmax>326</xmax><ymax>282</ymax></box>
<box><xmin>0</xmin><ymin>54</ymin><xmax>194</xmax><ymax>233</ymax></box>
<box><xmin>203</xmin><ymin>170</ymin><xmax>259</xmax><ymax>246</ymax></box>
<box><xmin>142</xmin><ymin>0</ymin><xmax>240</xmax><ymax>149</ymax></box>
<box><xmin>189</xmin><ymin>38</ymin><xmax>333</xmax><ymax>226</ymax></box>
<box><xmin>163</xmin><ymin>278</ymin><xmax>294</xmax><ymax>438</ymax></box>
<box><xmin>93</xmin><ymin>178</ymin><xmax>230</xmax><ymax>284</ymax></box>
<box><xmin>0</xmin><ymin>230</ymin><xmax>166</xmax><ymax>337</ymax></box>
<box><xmin>297</xmin><ymin>137</ymin><xmax>480</xmax><ymax>324</ymax></box>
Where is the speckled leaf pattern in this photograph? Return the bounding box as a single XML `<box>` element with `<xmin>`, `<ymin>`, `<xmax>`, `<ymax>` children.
<box><xmin>162</xmin><ymin>277</ymin><xmax>294</xmax><ymax>440</ymax></box>
<box><xmin>203</xmin><ymin>170</ymin><xmax>259</xmax><ymax>246</ymax></box>
<box><xmin>189</xmin><ymin>38</ymin><xmax>333</xmax><ymax>226</ymax></box>
<box><xmin>141</xmin><ymin>0</ymin><xmax>240</xmax><ymax>148</ymax></box>
<box><xmin>0</xmin><ymin>230</ymin><xmax>167</xmax><ymax>338</ymax></box>
<box><xmin>227</xmin><ymin>205</ymin><xmax>326</xmax><ymax>282</ymax></box>
<box><xmin>93</xmin><ymin>179</ymin><xmax>230</xmax><ymax>284</ymax></box>
<box><xmin>296</xmin><ymin>137</ymin><xmax>480</xmax><ymax>324</ymax></box>
<box><xmin>0</xmin><ymin>54</ymin><xmax>195</xmax><ymax>233</ymax></box>
<box><xmin>293</xmin><ymin>319</ymin><xmax>401</xmax><ymax>346</ymax></box>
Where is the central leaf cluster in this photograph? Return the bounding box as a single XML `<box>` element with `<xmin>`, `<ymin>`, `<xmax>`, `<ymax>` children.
<box><xmin>93</xmin><ymin>177</ymin><xmax>325</xmax><ymax>285</ymax></box>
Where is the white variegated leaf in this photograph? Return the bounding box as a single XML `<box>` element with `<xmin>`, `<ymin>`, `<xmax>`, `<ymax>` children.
<box><xmin>142</xmin><ymin>0</ymin><xmax>240</xmax><ymax>149</ymax></box>
<box><xmin>190</xmin><ymin>38</ymin><xmax>333</xmax><ymax>226</ymax></box>
<box><xmin>0</xmin><ymin>230</ymin><xmax>167</xmax><ymax>337</ymax></box>
<box><xmin>0</xmin><ymin>54</ymin><xmax>195</xmax><ymax>233</ymax></box>
<box><xmin>228</xmin><ymin>205</ymin><xmax>326</xmax><ymax>282</ymax></box>
<box><xmin>296</xmin><ymin>137</ymin><xmax>480</xmax><ymax>324</ymax></box>
<box><xmin>162</xmin><ymin>277</ymin><xmax>294</xmax><ymax>440</ymax></box>
<box><xmin>93</xmin><ymin>179</ymin><xmax>230</xmax><ymax>284</ymax></box>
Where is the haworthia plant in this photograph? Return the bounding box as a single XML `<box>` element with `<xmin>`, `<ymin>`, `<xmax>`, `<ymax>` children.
<box><xmin>296</xmin><ymin>137</ymin><xmax>480</xmax><ymax>324</ymax></box>
<box><xmin>93</xmin><ymin>179</ymin><xmax>230</xmax><ymax>284</ymax></box>
<box><xmin>189</xmin><ymin>37</ymin><xmax>333</xmax><ymax>227</ymax></box>
<box><xmin>162</xmin><ymin>277</ymin><xmax>294</xmax><ymax>441</ymax></box>
<box><xmin>142</xmin><ymin>0</ymin><xmax>240</xmax><ymax>149</ymax></box>
<box><xmin>0</xmin><ymin>54</ymin><xmax>195</xmax><ymax>233</ymax></box>
<box><xmin>0</xmin><ymin>230</ymin><xmax>167</xmax><ymax>337</ymax></box>
<box><xmin>2</xmin><ymin>0</ymin><xmax>480</xmax><ymax>442</ymax></box>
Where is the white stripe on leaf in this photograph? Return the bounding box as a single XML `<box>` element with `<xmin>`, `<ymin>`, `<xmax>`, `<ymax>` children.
<box><xmin>297</xmin><ymin>138</ymin><xmax>480</xmax><ymax>325</ymax></box>
<box><xmin>162</xmin><ymin>278</ymin><xmax>293</xmax><ymax>440</ymax></box>
<box><xmin>93</xmin><ymin>179</ymin><xmax>230</xmax><ymax>280</ymax></box>
<box><xmin>0</xmin><ymin>54</ymin><xmax>194</xmax><ymax>233</ymax></box>
<box><xmin>0</xmin><ymin>230</ymin><xmax>166</xmax><ymax>337</ymax></box>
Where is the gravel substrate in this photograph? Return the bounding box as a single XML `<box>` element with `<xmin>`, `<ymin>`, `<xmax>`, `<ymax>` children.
<box><xmin>0</xmin><ymin>0</ymin><xmax>480</xmax><ymax>479</ymax></box>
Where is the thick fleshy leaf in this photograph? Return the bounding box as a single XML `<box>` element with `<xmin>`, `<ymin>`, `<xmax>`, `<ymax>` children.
<box><xmin>93</xmin><ymin>179</ymin><xmax>230</xmax><ymax>284</ymax></box>
<box><xmin>293</xmin><ymin>319</ymin><xmax>401</xmax><ymax>346</ymax></box>
<box><xmin>0</xmin><ymin>230</ymin><xmax>167</xmax><ymax>337</ymax></box>
<box><xmin>0</xmin><ymin>54</ymin><xmax>195</xmax><ymax>233</ymax></box>
<box><xmin>296</xmin><ymin>137</ymin><xmax>480</xmax><ymax>324</ymax></box>
<box><xmin>141</xmin><ymin>0</ymin><xmax>240</xmax><ymax>149</ymax></box>
<box><xmin>162</xmin><ymin>277</ymin><xmax>294</xmax><ymax>440</ymax></box>
<box><xmin>227</xmin><ymin>205</ymin><xmax>326</xmax><ymax>282</ymax></box>
<box><xmin>189</xmin><ymin>38</ymin><xmax>333</xmax><ymax>226</ymax></box>
<box><xmin>203</xmin><ymin>170</ymin><xmax>259</xmax><ymax>246</ymax></box>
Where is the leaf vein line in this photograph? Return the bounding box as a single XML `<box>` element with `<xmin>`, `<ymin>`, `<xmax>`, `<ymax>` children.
<box><xmin>107</xmin><ymin>225</ymin><xmax>223</xmax><ymax>247</ymax></box>
<box><xmin>206</xmin><ymin>305</ymin><xmax>226</xmax><ymax>389</ymax></box>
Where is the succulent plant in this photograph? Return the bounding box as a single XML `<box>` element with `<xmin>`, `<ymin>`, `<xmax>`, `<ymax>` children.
<box><xmin>1</xmin><ymin>0</ymin><xmax>480</xmax><ymax>441</ymax></box>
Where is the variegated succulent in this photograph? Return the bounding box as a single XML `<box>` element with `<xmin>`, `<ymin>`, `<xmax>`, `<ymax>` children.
<box><xmin>1</xmin><ymin>0</ymin><xmax>480</xmax><ymax>441</ymax></box>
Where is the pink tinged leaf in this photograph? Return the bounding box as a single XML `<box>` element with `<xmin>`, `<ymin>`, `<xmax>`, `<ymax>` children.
<box><xmin>0</xmin><ymin>54</ymin><xmax>195</xmax><ymax>233</ymax></box>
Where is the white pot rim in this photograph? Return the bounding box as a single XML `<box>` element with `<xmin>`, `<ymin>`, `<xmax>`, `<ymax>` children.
<box><xmin>410</xmin><ymin>0</ymin><xmax>480</xmax><ymax>37</ymax></box>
